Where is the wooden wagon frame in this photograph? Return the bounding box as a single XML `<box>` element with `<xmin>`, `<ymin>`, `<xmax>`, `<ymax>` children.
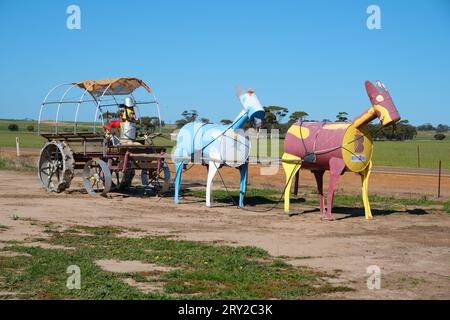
<box><xmin>37</xmin><ymin>77</ymin><xmax>171</xmax><ymax>196</ymax></box>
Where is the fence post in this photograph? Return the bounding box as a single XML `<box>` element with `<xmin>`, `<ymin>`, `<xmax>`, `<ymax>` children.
<box><xmin>438</xmin><ymin>160</ymin><xmax>442</xmax><ymax>198</ymax></box>
<box><xmin>16</xmin><ymin>137</ymin><xmax>20</xmax><ymax>157</ymax></box>
<box><xmin>417</xmin><ymin>145</ymin><xmax>420</xmax><ymax>168</ymax></box>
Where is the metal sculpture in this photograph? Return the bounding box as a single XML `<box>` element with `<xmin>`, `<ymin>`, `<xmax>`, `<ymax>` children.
<box><xmin>173</xmin><ymin>89</ymin><xmax>265</xmax><ymax>207</ymax></box>
<box><xmin>282</xmin><ymin>80</ymin><xmax>401</xmax><ymax>220</ymax></box>
<box><xmin>37</xmin><ymin>77</ymin><xmax>171</xmax><ymax>196</ymax></box>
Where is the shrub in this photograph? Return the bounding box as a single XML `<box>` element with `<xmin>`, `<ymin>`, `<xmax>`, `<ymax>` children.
<box><xmin>434</xmin><ymin>133</ymin><xmax>446</xmax><ymax>140</ymax></box>
<box><xmin>436</xmin><ymin>124</ymin><xmax>449</xmax><ymax>133</ymax></box>
<box><xmin>8</xmin><ymin>124</ymin><xmax>19</xmax><ymax>131</ymax></box>
<box><xmin>26</xmin><ymin>125</ymin><xmax>34</xmax><ymax>132</ymax></box>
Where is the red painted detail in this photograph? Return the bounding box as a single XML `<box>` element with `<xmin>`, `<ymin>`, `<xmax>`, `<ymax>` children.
<box><xmin>354</xmin><ymin>134</ymin><xmax>364</xmax><ymax>153</ymax></box>
<box><xmin>365</xmin><ymin>80</ymin><xmax>400</xmax><ymax>123</ymax></box>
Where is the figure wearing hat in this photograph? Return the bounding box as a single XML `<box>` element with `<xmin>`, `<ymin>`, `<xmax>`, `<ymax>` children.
<box><xmin>120</xmin><ymin>97</ymin><xmax>138</xmax><ymax>142</ymax></box>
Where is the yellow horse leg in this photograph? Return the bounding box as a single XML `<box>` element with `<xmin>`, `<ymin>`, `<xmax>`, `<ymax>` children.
<box><xmin>361</xmin><ymin>160</ymin><xmax>373</xmax><ymax>220</ymax></box>
<box><xmin>281</xmin><ymin>153</ymin><xmax>302</xmax><ymax>213</ymax></box>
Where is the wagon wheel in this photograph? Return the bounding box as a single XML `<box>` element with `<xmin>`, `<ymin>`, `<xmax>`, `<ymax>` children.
<box><xmin>38</xmin><ymin>141</ymin><xmax>74</xmax><ymax>193</ymax></box>
<box><xmin>82</xmin><ymin>159</ymin><xmax>112</xmax><ymax>196</ymax></box>
<box><xmin>141</xmin><ymin>163</ymin><xmax>171</xmax><ymax>195</ymax></box>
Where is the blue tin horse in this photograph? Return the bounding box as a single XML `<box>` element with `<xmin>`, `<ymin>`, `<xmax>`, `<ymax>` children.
<box><xmin>173</xmin><ymin>88</ymin><xmax>265</xmax><ymax>207</ymax></box>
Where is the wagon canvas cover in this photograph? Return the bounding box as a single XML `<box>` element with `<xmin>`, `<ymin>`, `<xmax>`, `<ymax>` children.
<box><xmin>75</xmin><ymin>77</ymin><xmax>152</xmax><ymax>96</ymax></box>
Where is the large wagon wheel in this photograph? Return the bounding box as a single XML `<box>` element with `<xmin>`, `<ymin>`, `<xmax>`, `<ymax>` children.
<box><xmin>141</xmin><ymin>162</ymin><xmax>171</xmax><ymax>195</ymax></box>
<box><xmin>38</xmin><ymin>141</ymin><xmax>75</xmax><ymax>193</ymax></box>
<box><xmin>82</xmin><ymin>159</ymin><xmax>112</xmax><ymax>196</ymax></box>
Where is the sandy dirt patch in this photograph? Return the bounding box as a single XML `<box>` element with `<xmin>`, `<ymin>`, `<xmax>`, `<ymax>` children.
<box><xmin>95</xmin><ymin>259</ymin><xmax>176</xmax><ymax>273</ymax></box>
<box><xmin>0</xmin><ymin>170</ymin><xmax>449</xmax><ymax>299</ymax></box>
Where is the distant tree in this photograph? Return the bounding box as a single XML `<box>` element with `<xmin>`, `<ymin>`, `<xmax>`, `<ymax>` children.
<box><xmin>182</xmin><ymin>110</ymin><xmax>198</xmax><ymax>122</ymax></box>
<box><xmin>100</xmin><ymin>111</ymin><xmax>121</xmax><ymax>120</ymax></box>
<box><xmin>434</xmin><ymin>133</ymin><xmax>446</xmax><ymax>140</ymax></box>
<box><xmin>261</xmin><ymin>108</ymin><xmax>278</xmax><ymax>130</ymax></box>
<box><xmin>368</xmin><ymin>120</ymin><xmax>417</xmax><ymax>141</ymax></box>
<box><xmin>289</xmin><ymin>111</ymin><xmax>309</xmax><ymax>123</ymax></box>
<box><xmin>140</xmin><ymin>116</ymin><xmax>160</xmax><ymax>133</ymax></box>
<box><xmin>8</xmin><ymin>124</ymin><xmax>19</xmax><ymax>131</ymax></box>
<box><xmin>265</xmin><ymin>106</ymin><xmax>289</xmax><ymax>123</ymax></box>
<box><xmin>176</xmin><ymin>109</ymin><xmax>198</xmax><ymax>128</ymax></box>
<box><xmin>436</xmin><ymin>124</ymin><xmax>449</xmax><ymax>133</ymax></box>
<box><xmin>220</xmin><ymin>119</ymin><xmax>233</xmax><ymax>125</ymax></box>
<box><xmin>322</xmin><ymin>119</ymin><xmax>332</xmax><ymax>122</ymax></box>
<box><xmin>417</xmin><ymin>123</ymin><xmax>435</xmax><ymax>131</ymax></box>
<box><xmin>392</xmin><ymin>120</ymin><xmax>417</xmax><ymax>140</ymax></box>
<box><xmin>26</xmin><ymin>125</ymin><xmax>34</xmax><ymax>132</ymax></box>
<box><xmin>200</xmin><ymin>117</ymin><xmax>210</xmax><ymax>124</ymax></box>
<box><xmin>336</xmin><ymin>112</ymin><xmax>349</xmax><ymax>122</ymax></box>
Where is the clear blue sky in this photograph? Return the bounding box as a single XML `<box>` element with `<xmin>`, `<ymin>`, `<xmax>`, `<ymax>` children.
<box><xmin>0</xmin><ymin>0</ymin><xmax>449</xmax><ymax>125</ymax></box>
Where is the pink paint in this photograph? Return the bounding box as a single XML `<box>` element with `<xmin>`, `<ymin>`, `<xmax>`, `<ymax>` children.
<box><xmin>284</xmin><ymin>122</ymin><xmax>348</xmax><ymax>171</ymax></box>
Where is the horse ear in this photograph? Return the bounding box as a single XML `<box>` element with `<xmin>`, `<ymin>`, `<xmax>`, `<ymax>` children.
<box><xmin>365</xmin><ymin>80</ymin><xmax>379</xmax><ymax>99</ymax></box>
<box><xmin>235</xmin><ymin>85</ymin><xmax>244</xmax><ymax>97</ymax></box>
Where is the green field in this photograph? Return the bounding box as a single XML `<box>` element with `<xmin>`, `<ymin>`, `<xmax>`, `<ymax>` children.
<box><xmin>255</xmin><ymin>130</ymin><xmax>449</xmax><ymax>170</ymax></box>
<box><xmin>372</xmin><ymin>139</ymin><xmax>449</xmax><ymax>169</ymax></box>
<box><xmin>0</xmin><ymin>119</ymin><xmax>448</xmax><ymax>169</ymax></box>
<box><xmin>0</xmin><ymin>119</ymin><xmax>176</xmax><ymax>151</ymax></box>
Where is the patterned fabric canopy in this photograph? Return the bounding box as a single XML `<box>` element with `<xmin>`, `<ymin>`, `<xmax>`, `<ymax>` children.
<box><xmin>75</xmin><ymin>77</ymin><xmax>152</xmax><ymax>96</ymax></box>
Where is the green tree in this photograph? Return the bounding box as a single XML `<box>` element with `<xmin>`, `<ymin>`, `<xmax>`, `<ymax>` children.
<box><xmin>200</xmin><ymin>117</ymin><xmax>210</xmax><ymax>124</ymax></box>
<box><xmin>220</xmin><ymin>119</ymin><xmax>233</xmax><ymax>125</ymax></box>
<box><xmin>336</xmin><ymin>112</ymin><xmax>349</xmax><ymax>122</ymax></box>
<box><xmin>8</xmin><ymin>124</ymin><xmax>18</xmax><ymax>131</ymax></box>
<box><xmin>368</xmin><ymin>120</ymin><xmax>417</xmax><ymax>141</ymax></box>
<box><xmin>140</xmin><ymin>116</ymin><xmax>160</xmax><ymax>133</ymax></box>
<box><xmin>100</xmin><ymin>111</ymin><xmax>121</xmax><ymax>120</ymax></box>
<box><xmin>434</xmin><ymin>133</ymin><xmax>446</xmax><ymax>140</ymax></box>
<box><xmin>176</xmin><ymin>109</ymin><xmax>198</xmax><ymax>128</ymax></box>
<box><xmin>417</xmin><ymin>123</ymin><xmax>435</xmax><ymax>131</ymax></box>
<box><xmin>289</xmin><ymin>111</ymin><xmax>309</xmax><ymax>123</ymax></box>
<box><xmin>436</xmin><ymin>124</ymin><xmax>449</xmax><ymax>133</ymax></box>
<box><xmin>264</xmin><ymin>106</ymin><xmax>289</xmax><ymax>123</ymax></box>
<box><xmin>261</xmin><ymin>107</ymin><xmax>278</xmax><ymax>130</ymax></box>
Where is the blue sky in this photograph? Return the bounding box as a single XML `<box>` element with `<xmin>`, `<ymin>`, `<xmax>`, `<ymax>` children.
<box><xmin>0</xmin><ymin>0</ymin><xmax>449</xmax><ymax>125</ymax></box>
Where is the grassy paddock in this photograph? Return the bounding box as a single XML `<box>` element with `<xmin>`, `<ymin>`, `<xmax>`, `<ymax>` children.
<box><xmin>0</xmin><ymin>154</ymin><xmax>36</xmax><ymax>171</ymax></box>
<box><xmin>0</xmin><ymin>120</ymin><xmax>448</xmax><ymax>169</ymax></box>
<box><xmin>0</xmin><ymin>119</ymin><xmax>175</xmax><ymax>150</ymax></box>
<box><xmin>0</xmin><ymin>224</ymin><xmax>350</xmax><ymax>299</ymax></box>
<box><xmin>256</xmin><ymin>132</ymin><xmax>449</xmax><ymax>170</ymax></box>
<box><xmin>372</xmin><ymin>139</ymin><xmax>450</xmax><ymax>169</ymax></box>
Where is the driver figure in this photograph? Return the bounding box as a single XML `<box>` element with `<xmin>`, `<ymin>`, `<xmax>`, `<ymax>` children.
<box><xmin>120</xmin><ymin>97</ymin><xmax>137</xmax><ymax>141</ymax></box>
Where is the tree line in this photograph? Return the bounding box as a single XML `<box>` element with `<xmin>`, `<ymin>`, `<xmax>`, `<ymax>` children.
<box><xmin>172</xmin><ymin>107</ymin><xmax>448</xmax><ymax>141</ymax></box>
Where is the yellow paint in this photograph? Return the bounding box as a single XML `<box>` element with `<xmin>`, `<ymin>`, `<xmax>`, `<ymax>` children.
<box><xmin>360</xmin><ymin>160</ymin><xmax>373</xmax><ymax>219</ymax></box>
<box><xmin>323</xmin><ymin>123</ymin><xmax>351</xmax><ymax>130</ymax></box>
<box><xmin>376</xmin><ymin>95</ymin><xmax>384</xmax><ymax>102</ymax></box>
<box><xmin>281</xmin><ymin>153</ymin><xmax>302</xmax><ymax>213</ymax></box>
<box><xmin>341</xmin><ymin>124</ymin><xmax>373</xmax><ymax>173</ymax></box>
<box><xmin>352</xmin><ymin>108</ymin><xmax>376</xmax><ymax>128</ymax></box>
<box><xmin>122</xmin><ymin>106</ymin><xmax>136</xmax><ymax>121</ymax></box>
<box><xmin>287</xmin><ymin>125</ymin><xmax>310</xmax><ymax>140</ymax></box>
<box><xmin>373</xmin><ymin>104</ymin><xmax>393</xmax><ymax>125</ymax></box>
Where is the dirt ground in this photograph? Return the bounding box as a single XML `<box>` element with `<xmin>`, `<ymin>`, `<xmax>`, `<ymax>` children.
<box><xmin>0</xmin><ymin>166</ymin><xmax>449</xmax><ymax>299</ymax></box>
